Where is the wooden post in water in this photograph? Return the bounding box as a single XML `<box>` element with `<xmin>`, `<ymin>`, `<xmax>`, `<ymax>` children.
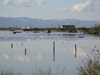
<box><xmin>53</xmin><ymin>41</ymin><xmax>55</xmax><ymax>61</ymax></box>
<box><xmin>75</xmin><ymin>44</ymin><xmax>77</xmax><ymax>58</ymax></box>
<box><xmin>25</xmin><ymin>48</ymin><xmax>27</xmax><ymax>55</ymax></box>
<box><xmin>11</xmin><ymin>43</ymin><xmax>13</xmax><ymax>48</ymax></box>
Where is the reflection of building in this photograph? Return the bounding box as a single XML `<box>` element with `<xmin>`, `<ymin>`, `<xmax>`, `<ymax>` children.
<box><xmin>59</xmin><ymin>34</ymin><xmax>75</xmax><ymax>38</ymax></box>
<box><xmin>60</xmin><ymin>23</ymin><xmax>75</xmax><ymax>29</ymax></box>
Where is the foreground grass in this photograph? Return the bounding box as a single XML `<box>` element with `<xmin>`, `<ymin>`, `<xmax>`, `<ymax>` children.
<box><xmin>0</xmin><ymin>71</ymin><xmax>52</xmax><ymax>75</ymax></box>
<box><xmin>80</xmin><ymin>49</ymin><xmax>100</xmax><ymax>75</ymax></box>
<box><xmin>0</xmin><ymin>72</ymin><xmax>14</xmax><ymax>75</ymax></box>
<box><xmin>80</xmin><ymin>60</ymin><xmax>100</xmax><ymax>75</ymax></box>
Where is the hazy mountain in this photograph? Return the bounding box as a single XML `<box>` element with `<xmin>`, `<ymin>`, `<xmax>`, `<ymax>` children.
<box><xmin>0</xmin><ymin>17</ymin><xmax>100</xmax><ymax>28</ymax></box>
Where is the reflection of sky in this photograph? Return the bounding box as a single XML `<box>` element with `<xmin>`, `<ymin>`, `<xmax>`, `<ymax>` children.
<box><xmin>0</xmin><ymin>31</ymin><xmax>100</xmax><ymax>75</ymax></box>
<box><xmin>0</xmin><ymin>31</ymin><xmax>96</xmax><ymax>41</ymax></box>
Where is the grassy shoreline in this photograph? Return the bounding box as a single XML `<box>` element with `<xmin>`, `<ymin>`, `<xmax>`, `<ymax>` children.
<box><xmin>0</xmin><ymin>25</ymin><xmax>100</xmax><ymax>36</ymax></box>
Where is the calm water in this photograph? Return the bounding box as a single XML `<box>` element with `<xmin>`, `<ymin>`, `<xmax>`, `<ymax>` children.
<box><xmin>0</xmin><ymin>31</ymin><xmax>100</xmax><ymax>75</ymax></box>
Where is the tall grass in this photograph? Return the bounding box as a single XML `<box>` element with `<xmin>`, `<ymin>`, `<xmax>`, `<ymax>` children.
<box><xmin>80</xmin><ymin>49</ymin><xmax>100</xmax><ymax>75</ymax></box>
<box><xmin>0</xmin><ymin>71</ymin><xmax>14</xmax><ymax>75</ymax></box>
<box><xmin>0</xmin><ymin>70</ymin><xmax>21</xmax><ymax>75</ymax></box>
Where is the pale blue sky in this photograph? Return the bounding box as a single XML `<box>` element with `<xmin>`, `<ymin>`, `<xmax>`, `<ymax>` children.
<box><xmin>0</xmin><ymin>0</ymin><xmax>100</xmax><ymax>21</ymax></box>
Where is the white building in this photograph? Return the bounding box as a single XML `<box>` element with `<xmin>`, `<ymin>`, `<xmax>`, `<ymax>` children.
<box><xmin>60</xmin><ymin>23</ymin><xmax>75</xmax><ymax>29</ymax></box>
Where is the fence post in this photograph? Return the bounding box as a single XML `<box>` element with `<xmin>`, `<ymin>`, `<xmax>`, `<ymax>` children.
<box><xmin>25</xmin><ymin>48</ymin><xmax>26</xmax><ymax>55</ymax></box>
<box><xmin>11</xmin><ymin>43</ymin><xmax>13</xmax><ymax>48</ymax></box>
<box><xmin>53</xmin><ymin>41</ymin><xmax>55</xmax><ymax>61</ymax></box>
<box><xmin>75</xmin><ymin>44</ymin><xmax>77</xmax><ymax>58</ymax></box>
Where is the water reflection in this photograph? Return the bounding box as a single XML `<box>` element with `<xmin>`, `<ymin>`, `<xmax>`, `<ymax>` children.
<box><xmin>53</xmin><ymin>41</ymin><xmax>55</xmax><ymax>62</ymax></box>
<box><xmin>2</xmin><ymin>53</ymin><xmax>30</xmax><ymax>62</ymax></box>
<box><xmin>0</xmin><ymin>31</ymin><xmax>85</xmax><ymax>41</ymax></box>
<box><xmin>58</xmin><ymin>34</ymin><xmax>75</xmax><ymax>38</ymax></box>
<box><xmin>74</xmin><ymin>44</ymin><xmax>77</xmax><ymax>58</ymax></box>
<box><xmin>24</xmin><ymin>48</ymin><xmax>27</xmax><ymax>55</ymax></box>
<box><xmin>0</xmin><ymin>31</ymin><xmax>100</xmax><ymax>75</ymax></box>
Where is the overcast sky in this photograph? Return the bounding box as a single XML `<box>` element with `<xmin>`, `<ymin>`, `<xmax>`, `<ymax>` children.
<box><xmin>0</xmin><ymin>0</ymin><xmax>100</xmax><ymax>21</ymax></box>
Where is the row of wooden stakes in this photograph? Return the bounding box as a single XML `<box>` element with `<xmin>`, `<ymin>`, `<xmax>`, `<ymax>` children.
<box><xmin>11</xmin><ymin>41</ymin><xmax>77</xmax><ymax>62</ymax></box>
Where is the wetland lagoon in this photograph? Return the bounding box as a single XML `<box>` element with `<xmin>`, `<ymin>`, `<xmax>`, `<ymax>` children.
<box><xmin>0</xmin><ymin>31</ymin><xmax>100</xmax><ymax>75</ymax></box>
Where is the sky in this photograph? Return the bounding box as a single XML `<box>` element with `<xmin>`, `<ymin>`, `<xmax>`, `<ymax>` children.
<box><xmin>0</xmin><ymin>0</ymin><xmax>100</xmax><ymax>21</ymax></box>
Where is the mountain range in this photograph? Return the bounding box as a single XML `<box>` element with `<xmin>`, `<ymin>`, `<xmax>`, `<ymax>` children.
<box><xmin>0</xmin><ymin>17</ymin><xmax>100</xmax><ymax>28</ymax></box>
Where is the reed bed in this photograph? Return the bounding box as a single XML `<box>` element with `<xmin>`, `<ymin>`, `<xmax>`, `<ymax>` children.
<box><xmin>80</xmin><ymin>49</ymin><xmax>100</xmax><ymax>75</ymax></box>
<box><xmin>0</xmin><ymin>71</ymin><xmax>14</xmax><ymax>75</ymax></box>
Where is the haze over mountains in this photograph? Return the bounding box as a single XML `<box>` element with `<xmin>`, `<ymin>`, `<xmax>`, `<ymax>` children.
<box><xmin>0</xmin><ymin>17</ymin><xmax>100</xmax><ymax>28</ymax></box>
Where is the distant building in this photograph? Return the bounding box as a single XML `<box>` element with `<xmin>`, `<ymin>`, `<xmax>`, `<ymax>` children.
<box><xmin>60</xmin><ymin>23</ymin><xmax>75</xmax><ymax>29</ymax></box>
<box><xmin>21</xmin><ymin>26</ymin><xmax>31</xmax><ymax>31</ymax></box>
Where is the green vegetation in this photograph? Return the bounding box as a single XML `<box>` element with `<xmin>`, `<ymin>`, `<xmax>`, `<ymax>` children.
<box><xmin>80</xmin><ymin>60</ymin><xmax>100</xmax><ymax>75</ymax></box>
<box><xmin>0</xmin><ymin>24</ymin><xmax>100</xmax><ymax>35</ymax></box>
<box><xmin>80</xmin><ymin>50</ymin><xmax>100</xmax><ymax>75</ymax></box>
<box><xmin>87</xmin><ymin>25</ymin><xmax>100</xmax><ymax>36</ymax></box>
<box><xmin>78</xmin><ymin>25</ymin><xmax>100</xmax><ymax>36</ymax></box>
<box><xmin>0</xmin><ymin>27</ymin><xmax>77</xmax><ymax>33</ymax></box>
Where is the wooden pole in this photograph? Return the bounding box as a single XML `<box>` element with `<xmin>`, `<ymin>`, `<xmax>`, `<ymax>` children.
<box><xmin>25</xmin><ymin>48</ymin><xmax>26</xmax><ymax>55</ymax></box>
<box><xmin>11</xmin><ymin>43</ymin><xmax>13</xmax><ymax>48</ymax></box>
<box><xmin>75</xmin><ymin>44</ymin><xmax>77</xmax><ymax>58</ymax></box>
<box><xmin>53</xmin><ymin>41</ymin><xmax>55</xmax><ymax>61</ymax></box>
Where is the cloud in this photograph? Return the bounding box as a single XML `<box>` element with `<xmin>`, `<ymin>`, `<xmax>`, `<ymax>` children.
<box><xmin>58</xmin><ymin>8</ymin><xmax>68</xmax><ymax>13</ymax></box>
<box><xmin>36</xmin><ymin>0</ymin><xmax>45</xmax><ymax>7</ymax></box>
<box><xmin>3</xmin><ymin>53</ymin><xmax>10</xmax><ymax>59</ymax></box>
<box><xmin>58</xmin><ymin>0</ymin><xmax>100</xmax><ymax>13</ymax></box>
<box><xmin>14</xmin><ymin>0</ymin><xmax>30</xmax><ymax>6</ymax></box>
<box><xmin>3</xmin><ymin>0</ymin><xmax>10</xmax><ymax>5</ymax></box>
<box><xmin>2</xmin><ymin>0</ymin><xmax>45</xmax><ymax>7</ymax></box>
<box><xmin>72</xmin><ymin>47</ymin><xmax>89</xmax><ymax>58</ymax></box>
<box><xmin>14</xmin><ymin>54</ymin><xmax>30</xmax><ymax>62</ymax></box>
<box><xmin>2</xmin><ymin>53</ymin><xmax>30</xmax><ymax>62</ymax></box>
<box><xmin>71</xmin><ymin>0</ymin><xmax>100</xmax><ymax>12</ymax></box>
<box><xmin>37</xmin><ymin>53</ymin><xmax>43</xmax><ymax>60</ymax></box>
<box><xmin>95</xmin><ymin>1</ymin><xmax>100</xmax><ymax>9</ymax></box>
